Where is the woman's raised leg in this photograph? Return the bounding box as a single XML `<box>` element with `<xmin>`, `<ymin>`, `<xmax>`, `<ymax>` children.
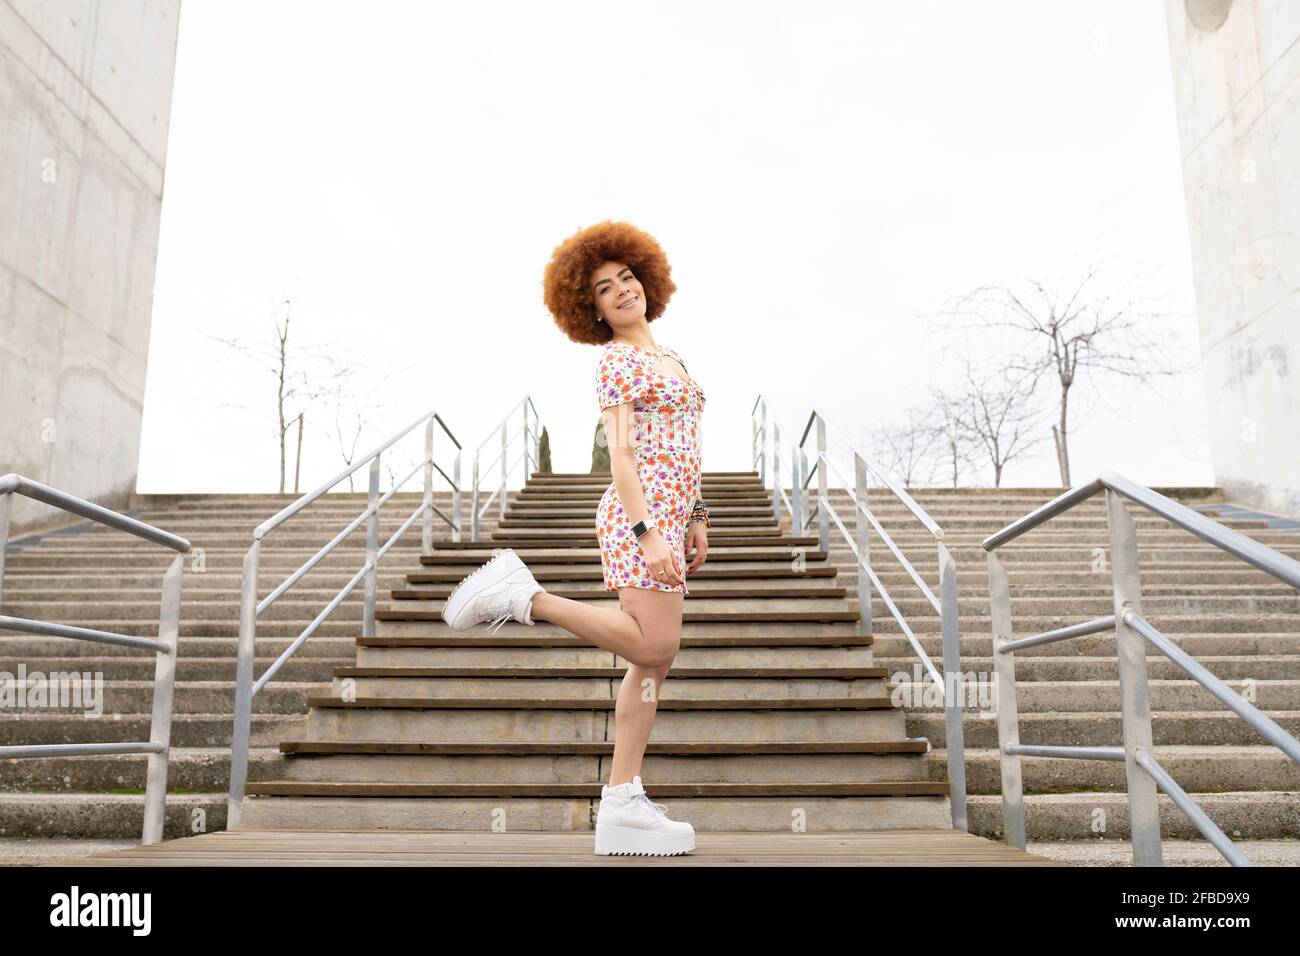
<box><xmin>530</xmin><ymin>589</ymin><xmax>679</xmax><ymax>669</ymax></box>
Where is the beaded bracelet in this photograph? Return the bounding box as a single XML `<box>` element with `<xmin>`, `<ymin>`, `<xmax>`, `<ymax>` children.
<box><xmin>689</xmin><ymin>499</ymin><xmax>711</xmax><ymax>528</ymax></box>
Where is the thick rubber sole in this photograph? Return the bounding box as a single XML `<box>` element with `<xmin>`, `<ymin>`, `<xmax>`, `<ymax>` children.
<box><xmin>441</xmin><ymin>548</ymin><xmax>525</xmax><ymax>629</ymax></box>
<box><xmin>593</xmin><ymin>823</ymin><xmax>695</xmax><ymax>856</ymax></box>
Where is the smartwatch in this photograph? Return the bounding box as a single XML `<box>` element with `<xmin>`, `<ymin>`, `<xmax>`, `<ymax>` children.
<box><xmin>631</xmin><ymin>519</ymin><xmax>656</xmax><ymax>539</ymax></box>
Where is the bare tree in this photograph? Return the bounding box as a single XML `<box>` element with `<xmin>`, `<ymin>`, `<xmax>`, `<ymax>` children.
<box><xmin>383</xmin><ymin>450</ymin><xmax>422</xmax><ymax>497</ymax></box>
<box><xmin>940</xmin><ymin>257</ymin><xmax>1194</xmax><ymax>485</ymax></box>
<box><xmin>870</xmin><ymin>405</ymin><xmax>942</xmax><ymax>488</ymax></box>
<box><xmin>206</xmin><ymin>298</ymin><xmax>342</xmax><ymax>492</ymax></box>
<box><xmin>929</xmin><ymin>387</ymin><xmax>980</xmax><ymax>488</ymax></box>
<box><xmin>326</xmin><ymin>361</ymin><xmax>392</xmax><ymax>491</ymax></box>
<box><xmin>950</xmin><ymin>363</ymin><xmax>1046</xmax><ymax>487</ymax></box>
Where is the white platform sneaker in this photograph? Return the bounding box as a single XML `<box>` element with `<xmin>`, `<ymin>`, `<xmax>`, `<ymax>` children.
<box><xmin>594</xmin><ymin>775</ymin><xmax>695</xmax><ymax>856</ymax></box>
<box><xmin>441</xmin><ymin>548</ymin><xmax>545</xmax><ymax>634</ymax></box>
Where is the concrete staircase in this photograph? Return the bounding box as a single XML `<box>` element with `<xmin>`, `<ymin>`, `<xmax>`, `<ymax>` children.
<box><xmin>2</xmin><ymin>473</ymin><xmax>1298</xmax><ymax>864</ymax></box>
<box><xmin>236</xmin><ymin>471</ymin><xmax>951</xmax><ymax>831</ymax></box>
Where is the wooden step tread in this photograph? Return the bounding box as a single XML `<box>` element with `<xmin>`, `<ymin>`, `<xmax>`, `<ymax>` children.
<box><xmin>419</xmin><ymin>549</ymin><xmax>832</xmax><ymax>563</ymax></box>
<box><xmin>331</xmin><ymin>666</ymin><xmax>890</xmax><ymax>679</ymax></box>
<box><xmin>531</xmin><ymin>470</ymin><xmax>759</xmax><ymax>477</ymax></box>
<box><xmin>406</xmin><ymin>568</ymin><xmax>840</xmax><ymax>582</ymax></box>
<box><xmin>304</xmin><ymin>696</ymin><xmax>900</xmax><ymax>710</ymax></box>
<box><xmin>278</xmin><ymin>739</ymin><xmax>929</xmax><ymax>755</ymax></box>
<box><xmin>415</xmin><ymin>535</ymin><xmax>818</xmax><ymax>550</ymax></box>
<box><xmin>390</xmin><ymin>586</ymin><xmax>850</xmax><ymax>600</ymax></box>
<box><xmin>243</xmin><ymin>781</ymin><xmax>949</xmax><ymax>797</ymax></box>
<box><xmin>505</xmin><ymin>503</ymin><xmax>777</xmax><ymax>510</ymax></box>
<box><xmin>356</xmin><ymin>634</ymin><xmax>874</xmax><ymax>647</ymax></box>
<box><xmin>375</xmin><ymin>610</ymin><xmax>863</xmax><ymax>622</ymax></box>
<box><xmin>503</xmin><ymin>520</ymin><xmax>776</xmax><ymax>527</ymax></box>
<box><xmin>491</xmin><ymin>526</ymin><xmax>781</xmax><ymax>535</ymax></box>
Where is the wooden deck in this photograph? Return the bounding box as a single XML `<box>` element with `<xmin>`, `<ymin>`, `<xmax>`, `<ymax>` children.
<box><xmin>42</xmin><ymin>828</ymin><xmax>1064</xmax><ymax>866</ymax></box>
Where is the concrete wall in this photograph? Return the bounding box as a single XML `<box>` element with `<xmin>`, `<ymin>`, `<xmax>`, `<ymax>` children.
<box><xmin>1164</xmin><ymin>0</ymin><xmax>1300</xmax><ymax>516</ymax></box>
<box><xmin>0</xmin><ymin>0</ymin><xmax>181</xmax><ymax>534</ymax></box>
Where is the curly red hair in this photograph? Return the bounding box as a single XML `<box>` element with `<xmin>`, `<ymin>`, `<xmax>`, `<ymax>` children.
<box><xmin>542</xmin><ymin>220</ymin><xmax>677</xmax><ymax>345</ymax></box>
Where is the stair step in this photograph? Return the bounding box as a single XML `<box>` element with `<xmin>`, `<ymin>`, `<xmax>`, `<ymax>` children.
<box><xmin>331</xmin><ymin>665</ymin><xmax>890</xmax><ymax>679</ymax></box>
<box><xmin>416</xmin><ymin>533</ymin><xmax>814</xmax><ymax>548</ymax></box>
<box><xmin>408</xmin><ymin>567</ymin><xmax>840</xmax><ymax>581</ymax></box>
<box><xmin>419</xmin><ymin>548</ymin><xmax>833</xmax><ymax>563</ymax></box>
<box><xmin>277</xmin><ymin>739</ymin><xmax>929</xmax><ymax>755</ymax></box>
<box><xmin>242</xmin><ymin>781</ymin><xmax>950</xmax><ymax>797</ymax></box>
<box><xmin>377</xmin><ymin>605</ymin><xmax>863</xmax><ymax>622</ymax></box>
<box><xmin>357</xmin><ymin>631</ymin><xmax>873</xmax><ymax>647</ymax></box>
<box><xmin>966</xmin><ymin>792</ymin><xmax>1300</xmax><ymax>840</ymax></box>
<box><xmin>232</xmin><ymin>792</ymin><xmax>952</xmax><ymax>831</ymax></box>
<box><xmin>302</xmin><ymin>695</ymin><xmax>903</xmax><ymax>711</ymax></box>
<box><xmin>392</xmin><ymin>585</ymin><xmax>850</xmax><ymax>600</ymax></box>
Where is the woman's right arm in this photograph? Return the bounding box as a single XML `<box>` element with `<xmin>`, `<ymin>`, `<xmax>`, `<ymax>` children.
<box><xmin>601</xmin><ymin>401</ymin><xmax>686</xmax><ymax>589</ymax></box>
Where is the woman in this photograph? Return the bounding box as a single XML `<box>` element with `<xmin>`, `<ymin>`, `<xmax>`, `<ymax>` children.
<box><xmin>441</xmin><ymin>220</ymin><xmax>710</xmax><ymax>856</ymax></box>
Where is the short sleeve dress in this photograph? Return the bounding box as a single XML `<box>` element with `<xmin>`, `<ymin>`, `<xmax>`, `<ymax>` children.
<box><xmin>594</xmin><ymin>341</ymin><xmax>706</xmax><ymax>592</ymax></box>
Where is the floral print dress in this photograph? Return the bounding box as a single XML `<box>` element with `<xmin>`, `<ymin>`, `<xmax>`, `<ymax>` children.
<box><xmin>594</xmin><ymin>341</ymin><xmax>706</xmax><ymax>592</ymax></box>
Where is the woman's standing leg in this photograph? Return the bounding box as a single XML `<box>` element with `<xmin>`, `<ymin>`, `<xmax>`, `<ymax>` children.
<box><xmin>607</xmin><ymin>587</ymin><xmax>683</xmax><ymax>785</ymax></box>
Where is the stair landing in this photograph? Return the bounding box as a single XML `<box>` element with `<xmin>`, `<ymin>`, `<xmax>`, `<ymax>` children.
<box><xmin>40</xmin><ymin>827</ymin><xmax>1062</xmax><ymax>866</ymax></box>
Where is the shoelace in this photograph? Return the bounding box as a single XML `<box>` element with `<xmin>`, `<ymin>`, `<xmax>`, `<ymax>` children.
<box><xmin>483</xmin><ymin>606</ymin><xmax>514</xmax><ymax>635</ymax></box>
<box><xmin>631</xmin><ymin>791</ymin><xmax>669</xmax><ymax>817</ymax></box>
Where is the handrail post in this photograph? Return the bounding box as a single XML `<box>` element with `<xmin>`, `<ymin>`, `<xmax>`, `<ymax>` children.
<box><xmin>757</xmin><ymin>403</ymin><xmax>767</xmax><ymax>484</ymax></box>
<box><xmin>422</xmin><ymin>417</ymin><xmax>434</xmax><ymax>555</ymax></box>
<box><xmin>853</xmin><ymin>453</ymin><xmax>872</xmax><ymax>635</ymax></box>
<box><xmin>770</xmin><ymin>420</ymin><xmax>782</xmax><ymax>524</ymax></box>
<box><xmin>453</xmin><ymin>448</ymin><xmax>463</xmax><ymax>543</ymax></box>
<box><xmin>533</xmin><ymin>404</ymin><xmax>541</xmax><ymax>474</ymax></box>
<box><xmin>1106</xmin><ymin>489</ymin><xmax>1163</xmax><ymax>866</ymax></box>
<box><xmin>815</xmin><ymin>414</ymin><xmax>829</xmax><ymax>553</ymax></box>
<box><xmin>792</xmin><ymin>445</ymin><xmax>803</xmax><ymax>539</ymax></box>
<box><xmin>363</xmin><ymin>456</ymin><xmax>381</xmax><ymax>638</ymax></box>
<box><xmin>0</xmin><ymin>491</ymin><xmax>11</xmax><ymax>603</ymax></box>
<box><xmin>499</xmin><ymin>422</ymin><xmax>508</xmax><ymax>521</ymax></box>
<box><xmin>988</xmin><ymin>550</ymin><xmax>1026</xmax><ymax>849</ymax></box>
<box><xmin>227</xmin><ymin>540</ymin><xmax>260</xmax><ymax>829</ymax></box>
<box><xmin>471</xmin><ymin>453</ymin><xmax>480</xmax><ymax>542</ymax></box>
<box><xmin>526</xmin><ymin>400</ymin><xmax>537</xmax><ymax>476</ymax></box>
<box><xmin>142</xmin><ymin>552</ymin><xmax>183</xmax><ymax>844</ymax></box>
<box><xmin>522</xmin><ymin>402</ymin><xmax>531</xmax><ymax>479</ymax></box>
<box><xmin>939</xmin><ymin>542</ymin><xmax>967</xmax><ymax>832</ymax></box>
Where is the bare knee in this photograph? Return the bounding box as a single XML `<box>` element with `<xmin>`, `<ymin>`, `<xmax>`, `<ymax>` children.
<box><xmin>618</xmin><ymin>590</ymin><xmax>683</xmax><ymax>669</ymax></box>
<box><xmin>623</xmin><ymin>622</ymin><xmax>680</xmax><ymax>669</ymax></box>
<box><xmin>646</xmin><ymin>641</ymin><xmax>679</xmax><ymax>670</ymax></box>
<box><xmin>625</xmin><ymin>639</ymin><xmax>677</xmax><ymax>670</ymax></box>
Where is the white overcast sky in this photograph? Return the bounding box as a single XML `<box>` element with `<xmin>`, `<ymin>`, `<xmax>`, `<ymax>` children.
<box><xmin>137</xmin><ymin>0</ymin><xmax>1213</xmax><ymax>496</ymax></box>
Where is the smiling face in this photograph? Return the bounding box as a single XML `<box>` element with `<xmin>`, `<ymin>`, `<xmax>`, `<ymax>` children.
<box><xmin>590</xmin><ymin>259</ymin><xmax>647</xmax><ymax>333</ymax></box>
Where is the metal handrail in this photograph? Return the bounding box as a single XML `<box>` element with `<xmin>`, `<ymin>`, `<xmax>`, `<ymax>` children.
<box><xmin>802</xmin><ymin>411</ymin><xmax>944</xmax><ymax>541</ymax></box>
<box><xmin>0</xmin><ymin>474</ymin><xmax>189</xmax><ymax>845</ymax></box>
<box><xmin>982</xmin><ymin>471</ymin><xmax>1300</xmax><ymax>867</ymax></box>
<box><xmin>470</xmin><ymin>396</ymin><xmax>544</xmax><ymax>541</ymax></box>
<box><xmin>749</xmin><ymin>400</ymin><xmax>968</xmax><ymax>833</ymax></box>
<box><xmin>225</xmin><ymin>408</ymin><xmax>463</xmax><ymax>827</ymax></box>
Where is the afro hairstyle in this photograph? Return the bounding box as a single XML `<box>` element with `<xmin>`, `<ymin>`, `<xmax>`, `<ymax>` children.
<box><xmin>542</xmin><ymin>220</ymin><xmax>677</xmax><ymax>345</ymax></box>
